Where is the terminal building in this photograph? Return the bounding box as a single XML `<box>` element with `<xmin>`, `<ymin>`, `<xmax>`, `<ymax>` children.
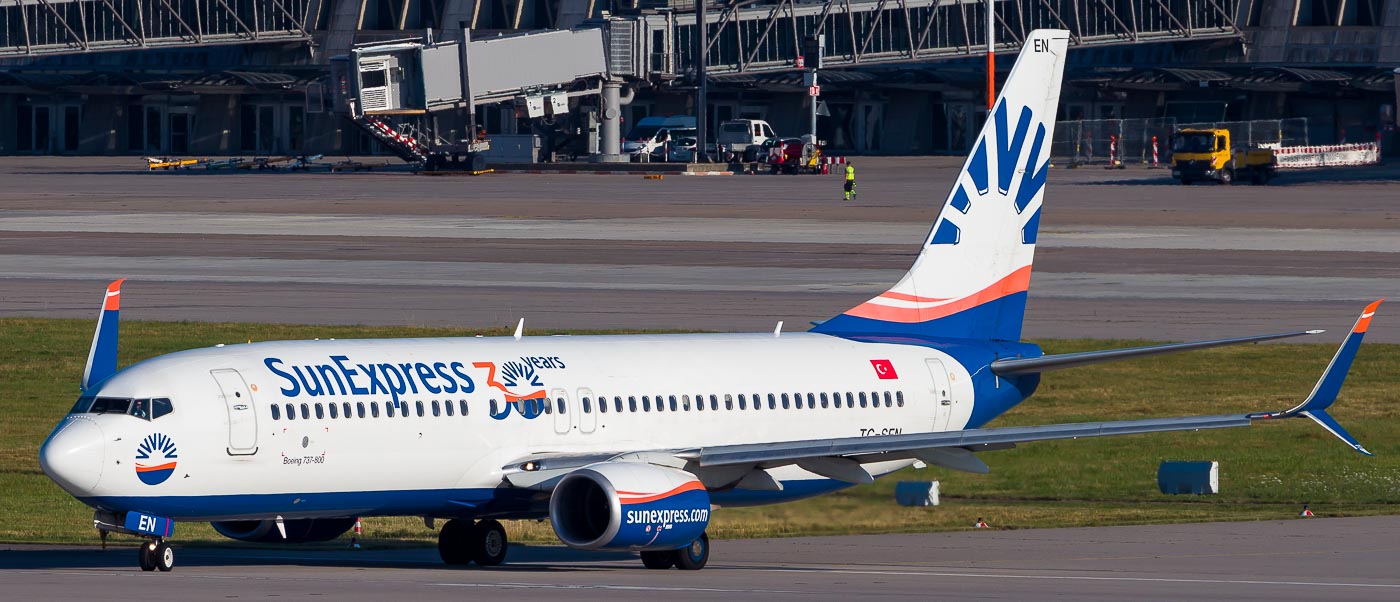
<box><xmin>0</xmin><ymin>0</ymin><xmax>1397</xmax><ymax>158</ymax></box>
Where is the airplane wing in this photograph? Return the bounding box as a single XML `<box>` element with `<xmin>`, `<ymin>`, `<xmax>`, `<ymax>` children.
<box><xmin>504</xmin><ymin>301</ymin><xmax>1380</xmax><ymax>489</ymax></box>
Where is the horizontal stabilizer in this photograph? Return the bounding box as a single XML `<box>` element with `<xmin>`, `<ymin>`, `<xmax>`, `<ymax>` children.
<box><xmin>990</xmin><ymin>330</ymin><xmax>1322</xmax><ymax>376</ymax></box>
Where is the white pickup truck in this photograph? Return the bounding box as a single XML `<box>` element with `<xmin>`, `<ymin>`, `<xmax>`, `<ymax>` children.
<box><xmin>716</xmin><ymin>119</ymin><xmax>777</xmax><ymax>161</ymax></box>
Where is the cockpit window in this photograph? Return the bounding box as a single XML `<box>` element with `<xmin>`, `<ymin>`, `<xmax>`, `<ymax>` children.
<box><xmin>70</xmin><ymin>396</ymin><xmax>96</xmax><ymax>414</ymax></box>
<box><xmin>75</xmin><ymin>396</ymin><xmax>174</xmax><ymax>421</ymax></box>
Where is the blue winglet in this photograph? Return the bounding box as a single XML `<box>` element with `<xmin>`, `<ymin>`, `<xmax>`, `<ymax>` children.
<box><xmin>81</xmin><ymin>279</ymin><xmax>125</xmax><ymax>390</ymax></box>
<box><xmin>1302</xmin><ymin>410</ymin><xmax>1373</xmax><ymax>456</ymax></box>
<box><xmin>1249</xmin><ymin>300</ymin><xmax>1382</xmax><ymax>455</ymax></box>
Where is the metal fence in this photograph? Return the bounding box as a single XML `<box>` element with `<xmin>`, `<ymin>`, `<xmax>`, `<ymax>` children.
<box><xmin>1052</xmin><ymin>118</ymin><xmax>1311</xmax><ymax>165</ymax></box>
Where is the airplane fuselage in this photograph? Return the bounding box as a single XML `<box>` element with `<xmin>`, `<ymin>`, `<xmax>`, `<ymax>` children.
<box><xmin>48</xmin><ymin>332</ymin><xmax>1040</xmax><ymax>522</ymax></box>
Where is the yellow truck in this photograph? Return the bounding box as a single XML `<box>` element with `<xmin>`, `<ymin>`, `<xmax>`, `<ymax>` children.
<box><xmin>1170</xmin><ymin>128</ymin><xmax>1277</xmax><ymax>185</ymax></box>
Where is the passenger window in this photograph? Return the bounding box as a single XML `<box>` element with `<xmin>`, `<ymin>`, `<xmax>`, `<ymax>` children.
<box><xmin>794</xmin><ymin>393</ymin><xmax>804</xmax><ymax>409</ymax></box>
<box><xmin>614</xmin><ymin>396</ymin><xmax>623</xmax><ymax>413</ymax></box>
<box><xmin>371</xmin><ymin>402</ymin><xmax>380</xmax><ymax>418</ymax></box>
<box><xmin>386</xmin><ymin>402</ymin><xmax>396</xmax><ymax>418</ymax></box>
<box><xmin>598</xmin><ymin>396</ymin><xmax>608</xmax><ymax>413</ymax></box>
<box><xmin>820</xmin><ymin>393</ymin><xmax>829</xmax><ymax>408</ymax></box>
<box><xmin>846</xmin><ymin>392</ymin><xmax>855</xmax><ymax>408</ymax></box>
<box><xmin>357</xmin><ymin>402</ymin><xmax>366</xmax><ymax>418</ymax></box>
<box><xmin>709</xmin><ymin>395</ymin><xmax>719</xmax><ymax>411</ymax></box>
<box><xmin>626</xmin><ymin>396</ymin><xmax>636</xmax><ymax>412</ymax></box>
<box><xmin>781</xmin><ymin>393</ymin><xmax>790</xmax><ymax>409</ymax></box>
<box><xmin>285</xmin><ymin>403</ymin><xmax>296</xmax><ymax>420</ymax></box>
<box><xmin>445</xmin><ymin>400</ymin><xmax>453</xmax><ymax>416</ymax></box>
<box><xmin>460</xmin><ymin>399</ymin><xmax>469</xmax><ymax>416</ymax></box>
<box><xmin>669</xmin><ymin>395</ymin><xmax>679</xmax><ymax>412</ymax></box>
<box><xmin>152</xmin><ymin>398</ymin><xmax>173</xmax><ymax>419</ymax></box>
<box><xmin>328</xmin><ymin>403</ymin><xmax>338</xmax><ymax>419</ymax></box>
<box><xmin>768</xmin><ymin>393</ymin><xmax>777</xmax><ymax>410</ymax></box>
<box><xmin>737</xmin><ymin>394</ymin><xmax>746</xmax><ymax>410</ymax></box>
<box><xmin>896</xmin><ymin>391</ymin><xmax>905</xmax><ymax>407</ymax></box>
<box><xmin>725</xmin><ymin>394</ymin><xmax>733</xmax><ymax>410</ymax></box>
<box><xmin>752</xmin><ymin>393</ymin><xmax>761</xmax><ymax>410</ymax></box>
<box><xmin>859</xmin><ymin>392</ymin><xmax>868</xmax><ymax>408</ymax></box>
<box><xmin>871</xmin><ymin>392</ymin><xmax>880</xmax><ymax>408</ymax></box>
<box><xmin>695</xmin><ymin>394</ymin><xmax>704</xmax><ymax>412</ymax></box>
<box><xmin>682</xmin><ymin>395</ymin><xmax>692</xmax><ymax>411</ymax></box>
<box><xmin>557</xmin><ymin>398</ymin><xmax>567</xmax><ymax>414</ymax></box>
<box><xmin>416</xmin><ymin>401</ymin><xmax>425</xmax><ymax>417</ymax></box>
<box><xmin>884</xmin><ymin>392</ymin><xmax>893</xmax><ymax>407</ymax></box>
<box><xmin>806</xmin><ymin>393</ymin><xmax>816</xmax><ymax>409</ymax></box>
<box><xmin>271</xmin><ymin>404</ymin><xmax>281</xmax><ymax>420</ymax></box>
<box><xmin>432</xmin><ymin>400</ymin><xmax>441</xmax><ymax>417</ymax></box>
<box><xmin>315</xmin><ymin>404</ymin><xmax>325</xmax><ymax>419</ymax></box>
<box><xmin>490</xmin><ymin>399</ymin><xmax>499</xmax><ymax>416</ymax></box>
<box><xmin>300</xmin><ymin>403</ymin><xmax>310</xmax><ymax>419</ymax></box>
<box><xmin>642</xmin><ymin>396</ymin><xmax>651</xmax><ymax>412</ymax></box>
<box><xmin>582</xmin><ymin>397</ymin><xmax>592</xmax><ymax>413</ymax></box>
<box><xmin>541</xmin><ymin>398</ymin><xmax>551</xmax><ymax>414</ymax></box>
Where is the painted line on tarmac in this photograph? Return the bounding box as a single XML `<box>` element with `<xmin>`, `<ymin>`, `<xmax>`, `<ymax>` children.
<box><xmin>433</xmin><ymin>582</ymin><xmax>799</xmax><ymax>594</ymax></box>
<box><xmin>2</xmin><ymin>212</ymin><xmax>1395</xmax><ymax>252</ymax></box>
<box><xmin>754</xmin><ymin>567</ymin><xmax>1400</xmax><ymax>589</ymax></box>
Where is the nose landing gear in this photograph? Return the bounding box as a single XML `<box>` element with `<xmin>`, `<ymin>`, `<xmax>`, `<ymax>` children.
<box><xmin>138</xmin><ymin>540</ymin><xmax>174</xmax><ymax>572</ymax></box>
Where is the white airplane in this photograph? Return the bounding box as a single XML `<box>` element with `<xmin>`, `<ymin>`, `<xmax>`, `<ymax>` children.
<box><xmin>40</xmin><ymin>29</ymin><xmax>1381</xmax><ymax>573</ymax></box>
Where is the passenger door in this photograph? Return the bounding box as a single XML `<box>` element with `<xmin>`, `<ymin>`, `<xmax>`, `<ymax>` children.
<box><xmin>577</xmin><ymin>387</ymin><xmax>597</xmax><ymax>434</ymax></box>
<box><xmin>924</xmin><ymin>359</ymin><xmax>953</xmax><ymax>432</ymax></box>
<box><xmin>551</xmin><ymin>388</ymin><xmax>572</xmax><ymax>435</ymax></box>
<box><xmin>211</xmin><ymin>369</ymin><xmax>258</xmax><ymax>455</ymax></box>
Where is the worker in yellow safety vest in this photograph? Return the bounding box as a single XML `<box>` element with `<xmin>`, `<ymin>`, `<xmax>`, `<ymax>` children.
<box><xmin>843</xmin><ymin>162</ymin><xmax>857</xmax><ymax>201</ymax></box>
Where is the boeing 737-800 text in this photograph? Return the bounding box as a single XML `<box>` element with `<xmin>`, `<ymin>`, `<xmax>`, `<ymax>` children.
<box><xmin>40</xmin><ymin>30</ymin><xmax>1381</xmax><ymax>572</ymax></box>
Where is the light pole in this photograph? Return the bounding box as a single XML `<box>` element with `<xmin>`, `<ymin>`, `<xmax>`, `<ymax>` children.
<box><xmin>696</xmin><ymin>0</ymin><xmax>709</xmax><ymax>162</ymax></box>
<box><xmin>986</xmin><ymin>0</ymin><xmax>995</xmax><ymax>110</ymax></box>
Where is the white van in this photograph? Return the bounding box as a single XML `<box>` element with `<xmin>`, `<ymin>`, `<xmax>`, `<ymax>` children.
<box><xmin>717</xmin><ymin>119</ymin><xmax>776</xmax><ymax>160</ymax></box>
<box><xmin>623</xmin><ymin>116</ymin><xmax>697</xmax><ymax>159</ymax></box>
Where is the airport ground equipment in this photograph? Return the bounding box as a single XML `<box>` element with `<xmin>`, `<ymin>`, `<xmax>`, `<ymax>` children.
<box><xmin>1171</xmin><ymin>128</ymin><xmax>1278</xmax><ymax>185</ymax></box>
<box><xmin>1157</xmin><ymin>461</ymin><xmax>1220</xmax><ymax>495</ymax></box>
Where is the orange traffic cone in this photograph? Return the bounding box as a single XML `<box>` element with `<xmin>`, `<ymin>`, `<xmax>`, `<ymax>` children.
<box><xmin>351</xmin><ymin>517</ymin><xmax>363</xmax><ymax>548</ymax></box>
<box><xmin>1299</xmin><ymin>505</ymin><xmax>1315</xmax><ymax>518</ymax></box>
<box><xmin>974</xmin><ymin>517</ymin><xmax>990</xmax><ymax>529</ymax></box>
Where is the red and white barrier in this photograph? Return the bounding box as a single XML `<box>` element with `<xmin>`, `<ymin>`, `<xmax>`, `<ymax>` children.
<box><xmin>822</xmin><ymin>156</ymin><xmax>847</xmax><ymax>165</ymax></box>
<box><xmin>1275</xmin><ymin>142</ymin><xmax>1380</xmax><ymax>169</ymax></box>
<box><xmin>1150</xmin><ymin>136</ymin><xmax>1159</xmax><ymax>166</ymax></box>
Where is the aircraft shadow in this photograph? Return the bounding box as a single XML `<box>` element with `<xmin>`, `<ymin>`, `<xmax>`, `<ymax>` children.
<box><xmin>0</xmin><ymin>543</ymin><xmax>636</xmax><ymax>572</ymax></box>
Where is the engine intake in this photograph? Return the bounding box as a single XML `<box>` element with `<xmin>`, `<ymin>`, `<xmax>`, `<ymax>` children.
<box><xmin>550</xmin><ymin>462</ymin><xmax>710</xmax><ymax>551</ymax></box>
<box><xmin>211</xmin><ymin>517</ymin><xmax>357</xmax><ymax>543</ymax></box>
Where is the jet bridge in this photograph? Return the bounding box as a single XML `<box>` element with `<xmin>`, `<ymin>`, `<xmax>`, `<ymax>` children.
<box><xmin>332</xmin><ymin>27</ymin><xmax>609</xmax><ymax>167</ymax></box>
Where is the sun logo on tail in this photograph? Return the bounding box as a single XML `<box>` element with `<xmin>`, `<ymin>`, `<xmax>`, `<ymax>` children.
<box><xmin>134</xmin><ymin>433</ymin><xmax>178</xmax><ymax>485</ymax></box>
<box><xmin>929</xmin><ymin>102</ymin><xmax>1049</xmax><ymax>247</ymax></box>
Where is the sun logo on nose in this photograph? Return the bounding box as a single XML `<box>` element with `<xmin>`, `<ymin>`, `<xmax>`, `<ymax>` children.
<box><xmin>135</xmin><ymin>433</ymin><xmax>178</xmax><ymax>486</ymax></box>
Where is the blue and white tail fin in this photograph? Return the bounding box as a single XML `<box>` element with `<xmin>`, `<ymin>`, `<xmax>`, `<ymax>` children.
<box><xmin>815</xmin><ymin>30</ymin><xmax>1070</xmax><ymax>341</ymax></box>
<box><xmin>82</xmin><ymin>278</ymin><xmax>125</xmax><ymax>390</ymax></box>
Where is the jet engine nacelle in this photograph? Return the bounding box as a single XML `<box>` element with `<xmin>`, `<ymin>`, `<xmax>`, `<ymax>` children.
<box><xmin>210</xmin><ymin>517</ymin><xmax>358</xmax><ymax>543</ymax></box>
<box><xmin>549</xmin><ymin>462</ymin><xmax>710</xmax><ymax>551</ymax></box>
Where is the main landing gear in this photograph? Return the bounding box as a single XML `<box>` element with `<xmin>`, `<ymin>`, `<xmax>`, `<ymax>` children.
<box><xmin>437</xmin><ymin>518</ymin><xmax>508</xmax><ymax>566</ymax></box>
<box><xmin>640</xmin><ymin>533</ymin><xmax>710</xmax><ymax>570</ymax></box>
<box><xmin>137</xmin><ymin>539</ymin><xmax>174</xmax><ymax>572</ymax></box>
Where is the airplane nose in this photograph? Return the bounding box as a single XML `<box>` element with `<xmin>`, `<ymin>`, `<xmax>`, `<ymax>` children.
<box><xmin>40</xmin><ymin>418</ymin><xmax>106</xmax><ymax>494</ymax></box>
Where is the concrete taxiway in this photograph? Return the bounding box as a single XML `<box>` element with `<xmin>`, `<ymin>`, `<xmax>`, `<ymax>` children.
<box><xmin>0</xmin><ymin>156</ymin><xmax>1397</xmax><ymax>342</ymax></box>
<box><xmin>4</xmin><ymin>516</ymin><xmax>1399</xmax><ymax>600</ymax></box>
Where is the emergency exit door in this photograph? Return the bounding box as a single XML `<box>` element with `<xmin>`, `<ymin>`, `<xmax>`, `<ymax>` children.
<box><xmin>211</xmin><ymin>369</ymin><xmax>258</xmax><ymax>455</ymax></box>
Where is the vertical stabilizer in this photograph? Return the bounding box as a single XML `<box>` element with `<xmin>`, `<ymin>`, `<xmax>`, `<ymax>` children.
<box><xmin>815</xmin><ymin>30</ymin><xmax>1070</xmax><ymax>341</ymax></box>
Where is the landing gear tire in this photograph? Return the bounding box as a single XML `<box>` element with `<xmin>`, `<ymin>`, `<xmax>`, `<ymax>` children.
<box><xmin>671</xmin><ymin>533</ymin><xmax>709</xmax><ymax>571</ymax></box>
<box><xmin>438</xmin><ymin>518</ymin><xmax>474</xmax><ymax>565</ymax></box>
<box><xmin>1219</xmin><ymin>169</ymin><xmax>1232</xmax><ymax>185</ymax></box>
<box><xmin>154</xmin><ymin>542</ymin><xmax>174</xmax><ymax>572</ymax></box>
<box><xmin>472</xmin><ymin>519</ymin><xmax>508</xmax><ymax>566</ymax></box>
<box><xmin>138</xmin><ymin>541</ymin><xmax>156</xmax><ymax>572</ymax></box>
<box><xmin>640</xmin><ymin>551</ymin><xmax>676</xmax><ymax>569</ymax></box>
